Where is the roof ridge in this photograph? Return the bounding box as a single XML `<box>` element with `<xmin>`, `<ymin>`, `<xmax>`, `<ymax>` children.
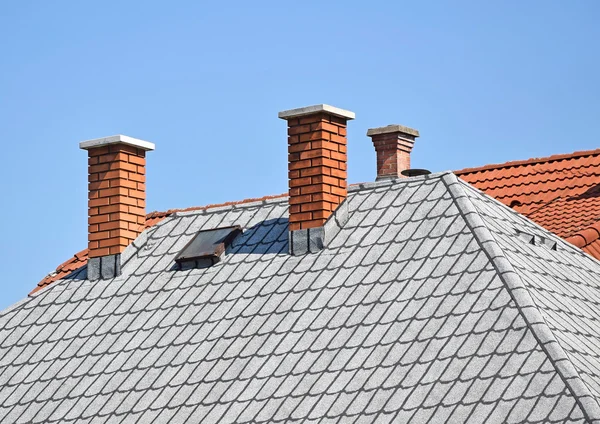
<box><xmin>146</xmin><ymin>193</ymin><xmax>288</xmax><ymax>218</ymax></box>
<box><xmin>442</xmin><ymin>173</ymin><xmax>600</xmax><ymax>422</ymax></box>
<box><xmin>456</xmin><ymin>148</ymin><xmax>600</xmax><ymax>175</ymax></box>
<box><xmin>348</xmin><ymin>171</ymin><xmax>452</xmax><ymax>193</ymax></box>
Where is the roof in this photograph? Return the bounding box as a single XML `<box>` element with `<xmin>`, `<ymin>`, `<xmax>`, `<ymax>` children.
<box><xmin>38</xmin><ymin>148</ymin><xmax>600</xmax><ymax>294</ymax></box>
<box><xmin>456</xmin><ymin>148</ymin><xmax>600</xmax><ymax>257</ymax></box>
<box><xmin>33</xmin><ymin>195</ymin><xmax>286</xmax><ymax>294</ymax></box>
<box><xmin>1</xmin><ymin>172</ymin><xmax>600</xmax><ymax>423</ymax></box>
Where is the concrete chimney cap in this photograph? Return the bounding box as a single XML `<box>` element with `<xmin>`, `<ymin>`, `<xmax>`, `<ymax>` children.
<box><xmin>366</xmin><ymin>125</ymin><xmax>420</xmax><ymax>137</ymax></box>
<box><xmin>278</xmin><ymin>104</ymin><xmax>355</xmax><ymax>120</ymax></box>
<box><xmin>79</xmin><ymin>135</ymin><xmax>155</xmax><ymax>151</ymax></box>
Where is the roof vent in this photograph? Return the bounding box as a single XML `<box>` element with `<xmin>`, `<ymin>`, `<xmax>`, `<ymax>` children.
<box><xmin>401</xmin><ymin>169</ymin><xmax>431</xmax><ymax>177</ymax></box>
<box><xmin>516</xmin><ymin>229</ymin><xmax>558</xmax><ymax>251</ymax></box>
<box><xmin>175</xmin><ymin>226</ymin><xmax>242</xmax><ymax>269</ymax></box>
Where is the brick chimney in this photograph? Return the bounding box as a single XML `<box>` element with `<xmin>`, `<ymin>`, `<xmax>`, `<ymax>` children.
<box><xmin>79</xmin><ymin>135</ymin><xmax>155</xmax><ymax>280</ymax></box>
<box><xmin>366</xmin><ymin>124</ymin><xmax>420</xmax><ymax>180</ymax></box>
<box><xmin>279</xmin><ymin>104</ymin><xmax>354</xmax><ymax>254</ymax></box>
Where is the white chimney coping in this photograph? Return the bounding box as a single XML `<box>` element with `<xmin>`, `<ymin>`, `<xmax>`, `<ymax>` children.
<box><xmin>278</xmin><ymin>104</ymin><xmax>355</xmax><ymax>120</ymax></box>
<box><xmin>79</xmin><ymin>135</ymin><xmax>155</xmax><ymax>151</ymax></box>
<box><xmin>366</xmin><ymin>124</ymin><xmax>420</xmax><ymax>137</ymax></box>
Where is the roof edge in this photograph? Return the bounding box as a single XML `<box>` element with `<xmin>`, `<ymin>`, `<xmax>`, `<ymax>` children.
<box><xmin>443</xmin><ymin>173</ymin><xmax>600</xmax><ymax>421</ymax></box>
<box><xmin>456</xmin><ymin>148</ymin><xmax>600</xmax><ymax>176</ymax></box>
<box><xmin>566</xmin><ymin>221</ymin><xmax>600</xmax><ymax>250</ymax></box>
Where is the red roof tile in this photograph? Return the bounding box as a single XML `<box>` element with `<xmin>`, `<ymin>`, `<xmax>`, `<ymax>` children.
<box><xmin>456</xmin><ymin>148</ymin><xmax>600</xmax><ymax>254</ymax></box>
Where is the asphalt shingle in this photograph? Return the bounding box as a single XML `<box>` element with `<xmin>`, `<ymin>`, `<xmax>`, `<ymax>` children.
<box><xmin>1</xmin><ymin>172</ymin><xmax>599</xmax><ymax>423</ymax></box>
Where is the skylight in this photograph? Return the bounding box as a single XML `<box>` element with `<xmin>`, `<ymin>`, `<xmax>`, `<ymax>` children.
<box><xmin>175</xmin><ymin>226</ymin><xmax>242</xmax><ymax>269</ymax></box>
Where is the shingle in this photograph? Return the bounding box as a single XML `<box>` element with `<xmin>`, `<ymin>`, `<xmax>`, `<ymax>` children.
<box><xmin>2</xmin><ymin>173</ymin><xmax>600</xmax><ymax>423</ymax></box>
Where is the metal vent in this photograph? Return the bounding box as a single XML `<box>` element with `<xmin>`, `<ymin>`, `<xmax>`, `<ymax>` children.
<box><xmin>401</xmin><ymin>169</ymin><xmax>431</xmax><ymax>177</ymax></box>
<box><xmin>516</xmin><ymin>229</ymin><xmax>557</xmax><ymax>251</ymax></box>
<box><xmin>175</xmin><ymin>226</ymin><xmax>242</xmax><ymax>269</ymax></box>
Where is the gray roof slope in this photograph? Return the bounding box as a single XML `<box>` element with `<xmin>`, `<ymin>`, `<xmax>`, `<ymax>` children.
<box><xmin>0</xmin><ymin>172</ymin><xmax>598</xmax><ymax>423</ymax></box>
<box><xmin>455</xmin><ymin>177</ymin><xmax>600</xmax><ymax>414</ymax></box>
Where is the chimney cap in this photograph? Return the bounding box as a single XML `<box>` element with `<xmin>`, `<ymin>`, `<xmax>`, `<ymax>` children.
<box><xmin>366</xmin><ymin>124</ymin><xmax>419</xmax><ymax>138</ymax></box>
<box><xmin>79</xmin><ymin>135</ymin><xmax>155</xmax><ymax>151</ymax></box>
<box><xmin>278</xmin><ymin>104</ymin><xmax>355</xmax><ymax>121</ymax></box>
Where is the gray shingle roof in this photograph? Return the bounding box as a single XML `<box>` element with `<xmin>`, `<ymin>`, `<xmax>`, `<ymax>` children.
<box><xmin>1</xmin><ymin>172</ymin><xmax>599</xmax><ymax>423</ymax></box>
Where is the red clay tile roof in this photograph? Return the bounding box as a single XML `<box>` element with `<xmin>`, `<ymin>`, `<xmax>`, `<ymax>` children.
<box><xmin>35</xmin><ymin>148</ymin><xmax>600</xmax><ymax>294</ymax></box>
<box><xmin>456</xmin><ymin>148</ymin><xmax>600</xmax><ymax>258</ymax></box>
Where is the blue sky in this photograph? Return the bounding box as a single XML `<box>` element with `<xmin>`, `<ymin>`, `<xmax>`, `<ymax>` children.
<box><xmin>0</xmin><ymin>1</ymin><xmax>598</xmax><ymax>310</ymax></box>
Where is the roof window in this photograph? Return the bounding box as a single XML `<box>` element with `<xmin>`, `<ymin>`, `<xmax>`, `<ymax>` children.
<box><xmin>175</xmin><ymin>226</ymin><xmax>242</xmax><ymax>269</ymax></box>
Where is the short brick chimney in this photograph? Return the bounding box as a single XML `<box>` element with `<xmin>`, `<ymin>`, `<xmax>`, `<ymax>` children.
<box><xmin>80</xmin><ymin>135</ymin><xmax>155</xmax><ymax>280</ymax></box>
<box><xmin>366</xmin><ymin>124</ymin><xmax>420</xmax><ymax>180</ymax></box>
<box><xmin>279</xmin><ymin>104</ymin><xmax>354</xmax><ymax>254</ymax></box>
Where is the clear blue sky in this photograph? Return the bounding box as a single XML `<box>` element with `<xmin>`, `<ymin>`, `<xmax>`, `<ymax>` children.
<box><xmin>1</xmin><ymin>1</ymin><xmax>598</xmax><ymax>310</ymax></box>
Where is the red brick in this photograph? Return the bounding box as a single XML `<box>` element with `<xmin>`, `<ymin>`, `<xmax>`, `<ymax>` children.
<box><xmin>311</xmin><ymin>122</ymin><xmax>340</xmax><ymax>134</ymax></box>
<box><xmin>128</xmin><ymin>206</ymin><xmax>145</xmax><ymax>216</ymax></box>
<box><xmin>89</xmin><ymin>198</ymin><xmax>110</xmax><ymax>208</ymax></box>
<box><xmin>89</xmin><ymin>247</ymin><xmax>110</xmax><ymax>257</ymax></box>
<box><xmin>288</xmin><ymin>125</ymin><xmax>311</xmax><ymax>135</ymax></box>
<box><xmin>289</xmin><ymin>159</ymin><xmax>312</xmax><ymax>171</ymax></box>
<box><xmin>300</xmin><ymin>166</ymin><xmax>330</xmax><ymax>178</ymax></box>
<box><xmin>98</xmin><ymin>204</ymin><xmax>129</xmax><ymax>214</ymax></box>
<box><xmin>109</xmin><ymin>144</ymin><xmax>138</xmax><ymax>155</ymax></box>
<box><xmin>89</xmin><ymin>214</ymin><xmax>110</xmax><ymax>225</ymax></box>
<box><xmin>101</xmin><ymin>169</ymin><xmax>129</xmax><ymax>180</ymax></box>
<box><xmin>311</xmin><ymin>193</ymin><xmax>341</xmax><ymax>203</ymax></box>
<box><xmin>289</xmin><ymin>142</ymin><xmax>312</xmax><ymax>153</ymax></box>
<box><xmin>300</xmin><ymin>184</ymin><xmax>330</xmax><ymax>195</ymax></box>
<box><xmin>99</xmin><ymin>220</ymin><xmax>127</xmax><ymax>231</ymax></box>
<box><xmin>299</xmin><ymin>131</ymin><xmax>329</xmax><ymax>143</ymax></box>
<box><xmin>128</xmin><ymin>173</ymin><xmax>145</xmax><ymax>183</ymax></box>
<box><xmin>129</xmin><ymin>189</ymin><xmax>145</xmax><ymax>200</ymax></box>
<box><xmin>128</xmin><ymin>155</ymin><xmax>146</xmax><ymax>166</ymax></box>
<box><xmin>89</xmin><ymin>180</ymin><xmax>110</xmax><ymax>190</ymax></box>
<box><xmin>289</xmin><ymin>194</ymin><xmax>312</xmax><ymax>205</ymax></box>
<box><xmin>331</xmin><ymin>186</ymin><xmax>347</xmax><ymax>196</ymax></box>
<box><xmin>300</xmin><ymin>219</ymin><xmax>327</xmax><ymax>229</ymax></box>
<box><xmin>330</xmin><ymin>151</ymin><xmax>346</xmax><ymax>161</ymax></box>
<box><xmin>330</xmin><ymin>168</ymin><xmax>346</xmax><ymax>179</ymax></box>
<box><xmin>299</xmin><ymin>149</ymin><xmax>329</xmax><ymax>160</ymax></box>
<box><xmin>88</xmin><ymin>146</ymin><xmax>110</xmax><ymax>156</ymax></box>
<box><xmin>89</xmin><ymin>231</ymin><xmax>110</xmax><ymax>241</ymax></box>
<box><xmin>99</xmin><ymin>187</ymin><xmax>129</xmax><ymax>198</ymax></box>
<box><xmin>312</xmin><ymin>210</ymin><xmax>331</xmax><ymax>220</ymax></box>
<box><xmin>289</xmin><ymin>177</ymin><xmax>312</xmax><ymax>188</ymax></box>
<box><xmin>299</xmin><ymin>114</ymin><xmax>327</xmax><ymax>125</ymax></box>
<box><xmin>300</xmin><ymin>202</ymin><xmax>328</xmax><ymax>212</ymax></box>
<box><xmin>289</xmin><ymin>212</ymin><xmax>313</xmax><ymax>223</ymax></box>
<box><xmin>109</xmin><ymin>246</ymin><xmax>122</xmax><ymax>255</ymax></box>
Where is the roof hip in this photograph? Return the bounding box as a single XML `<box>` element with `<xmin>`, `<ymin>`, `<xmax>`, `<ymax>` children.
<box><xmin>443</xmin><ymin>172</ymin><xmax>600</xmax><ymax>422</ymax></box>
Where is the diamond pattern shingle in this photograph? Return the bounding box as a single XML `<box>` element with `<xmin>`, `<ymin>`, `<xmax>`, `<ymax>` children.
<box><xmin>458</xmin><ymin>177</ymin><xmax>600</xmax><ymax>414</ymax></box>
<box><xmin>2</xmin><ymin>173</ymin><xmax>599</xmax><ymax>423</ymax></box>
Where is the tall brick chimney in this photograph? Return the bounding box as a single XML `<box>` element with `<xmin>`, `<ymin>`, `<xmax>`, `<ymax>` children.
<box><xmin>79</xmin><ymin>135</ymin><xmax>155</xmax><ymax>280</ymax></box>
<box><xmin>366</xmin><ymin>124</ymin><xmax>420</xmax><ymax>180</ymax></box>
<box><xmin>279</xmin><ymin>104</ymin><xmax>354</xmax><ymax>254</ymax></box>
